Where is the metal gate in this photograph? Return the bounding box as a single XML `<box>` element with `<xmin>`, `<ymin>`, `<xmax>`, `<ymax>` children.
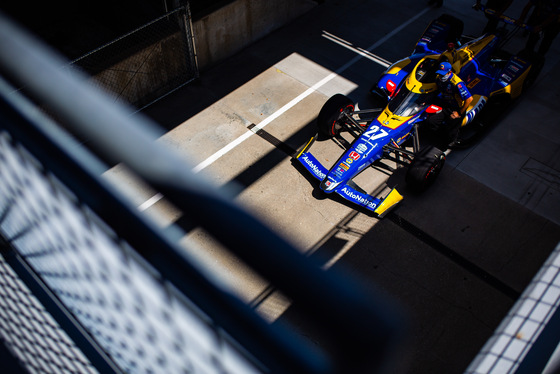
<box><xmin>70</xmin><ymin>5</ymin><xmax>199</xmax><ymax>111</ymax></box>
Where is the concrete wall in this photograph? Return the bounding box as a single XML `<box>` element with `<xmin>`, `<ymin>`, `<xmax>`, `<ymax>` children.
<box><xmin>94</xmin><ymin>32</ymin><xmax>190</xmax><ymax>107</ymax></box>
<box><xmin>89</xmin><ymin>0</ymin><xmax>317</xmax><ymax>108</ymax></box>
<box><xmin>192</xmin><ymin>0</ymin><xmax>317</xmax><ymax>70</ymax></box>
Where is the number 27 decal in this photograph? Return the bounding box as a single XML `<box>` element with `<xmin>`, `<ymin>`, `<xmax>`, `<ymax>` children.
<box><xmin>364</xmin><ymin>125</ymin><xmax>388</xmax><ymax>141</ymax></box>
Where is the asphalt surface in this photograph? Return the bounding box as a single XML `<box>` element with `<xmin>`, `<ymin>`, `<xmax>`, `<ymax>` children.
<box><xmin>103</xmin><ymin>0</ymin><xmax>560</xmax><ymax>372</ymax></box>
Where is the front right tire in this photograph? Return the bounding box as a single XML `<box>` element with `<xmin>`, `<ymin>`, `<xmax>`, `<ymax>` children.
<box><xmin>406</xmin><ymin>146</ymin><xmax>446</xmax><ymax>192</ymax></box>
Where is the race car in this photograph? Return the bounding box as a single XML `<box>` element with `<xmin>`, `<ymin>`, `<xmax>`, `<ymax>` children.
<box><xmin>375</xmin><ymin>10</ymin><xmax>543</xmax><ymax>146</ymax></box>
<box><xmin>294</xmin><ymin>11</ymin><xmax>542</xmax><ymax>217</ymax></box>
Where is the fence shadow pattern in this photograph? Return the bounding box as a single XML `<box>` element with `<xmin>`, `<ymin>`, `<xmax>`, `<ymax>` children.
<box><xmin>0</xmin><ymin>247</ymin><xmax>97</xmax><ymax>373</ymax></box>
<box><xmin>0</xmin><ymin>131</ymin><xmax>258</xmax><ymax>373</ymax></box>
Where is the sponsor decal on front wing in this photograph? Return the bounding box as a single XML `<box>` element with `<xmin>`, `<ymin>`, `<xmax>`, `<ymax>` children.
<box><xmin>299</xmin><ymin>154</ymin><xmax>326</xmax><ymax>180</ymax></box>
<box><xmin>339</xmin><ymin>186</ymin><xmax>379</xmax><ymax>210</ymax></box>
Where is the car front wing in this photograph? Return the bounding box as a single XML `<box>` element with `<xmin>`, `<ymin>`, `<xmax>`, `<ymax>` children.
<box><xmin>296</xmin><ymin>151</ymin><xmax>402</xmax><ymax>217</ymax></box>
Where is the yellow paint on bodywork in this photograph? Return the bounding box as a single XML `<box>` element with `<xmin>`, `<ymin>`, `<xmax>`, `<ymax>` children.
<box><xmin>406</xmin><ymin>59</ymin><xmax>437</xmax><ymax>94</ymax></box>
<box><xmin>440</xmin><ymin>35</ymin><xmax>494</xmax><ymax>74</ymax></box>
<box><xmin>508</xmin><ymin>67</ymin><xmax>530</xmax><ymax>99</ymax></box>
<box><xmin>374</xmin><ymin>188</ymin><xmax>403</xmax><ymax>217</ymax></box>
<box><xmin>387</xmin><ymin>58</ymin><xmax>412</xmax><ymax>75</ymax></box>
<box><xmin>461</xmin><ymin>35</ymin><xmax>494</xmax><ymax>59</ymax></box>
<box><xmin>377</xmin><ymin>108</ymin><xmax>412</xmax><ymax>130</ymax></box>
<box><xmin>296</xmin><ymin>136</ymin><xmax>316</xmax><ymax>158</ymax></box>
<box><xmin>491</xmin><ymin>86</ymin><xmax>511</xmax><ymax>97</ymax></box>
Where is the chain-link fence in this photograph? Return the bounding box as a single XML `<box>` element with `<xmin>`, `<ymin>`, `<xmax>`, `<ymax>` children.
<box><xmin>70</xmin><ymin>5</ymin><xmax>198</xmax><ymax>111</ymax></box>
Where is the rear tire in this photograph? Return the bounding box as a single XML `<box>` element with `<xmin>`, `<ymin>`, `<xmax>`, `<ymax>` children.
<box><xmin>317</xmin><ymin>94</ymin><xmax>354</xmax><ymax>138</ymax></box>
<box><xmin>406</xmin><ymin>146</ymin><xmax>446</xmax><ymax>192</ymax></box>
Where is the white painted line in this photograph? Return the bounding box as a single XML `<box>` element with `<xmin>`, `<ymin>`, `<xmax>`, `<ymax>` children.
<box><xmin>138</xmin><ymin>192</ymin><xmax>163</xmax><ymax>211</ymax></box>
<box><xmin>192</xmin><ymin>73</ymin><xmax>338</xmax><ymax>173</ymax></box>
<box><xmin>322</xmin><ymin>31</ymin><xmax>392</xmax><ymax>68</ymax></box>
<box><xmin>138</xmin><ymin>7</ymin><xmax>430</xmax><ymax>211</ymax></box>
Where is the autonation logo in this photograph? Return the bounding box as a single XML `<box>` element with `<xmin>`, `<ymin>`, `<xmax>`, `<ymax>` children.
<box><xmin>340</xmin><ymin>186</ymin><xmax>377</xmax><ymax>209</ymax></box>
<box><xmin>301</xmin><ymin>155</ymin><xmax>326</xmax><ymax>179</ymax></box>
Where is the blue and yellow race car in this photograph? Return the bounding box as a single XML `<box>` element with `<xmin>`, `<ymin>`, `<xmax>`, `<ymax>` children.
<box><xmin>295</xmin><ymin>12</ymin><xmax>543</xmax><ymax>217</ymax></box>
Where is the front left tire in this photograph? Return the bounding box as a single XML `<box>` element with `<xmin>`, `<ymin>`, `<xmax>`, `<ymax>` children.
<box><xmin>316</xmin><ymin>94</ymin><xmax>354</xmax><ymax>138</ymax></box>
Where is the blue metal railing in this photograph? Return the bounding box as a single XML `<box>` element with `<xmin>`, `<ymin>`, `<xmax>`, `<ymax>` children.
<box><xmin>0</xmin><ymin>10</ymin><xmax>403</xmax><ymax>374</ymax></box>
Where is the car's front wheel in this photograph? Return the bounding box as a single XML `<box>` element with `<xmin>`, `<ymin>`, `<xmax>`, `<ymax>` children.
<box><xmin>406</xmin><ymin>146</ymin><xmax>445</xmax><ymax>192</ymax></box>
<box><xmin>316</xmin><ymin>94</ymin><xmax>354</xmax><ymax>138</ymax></box>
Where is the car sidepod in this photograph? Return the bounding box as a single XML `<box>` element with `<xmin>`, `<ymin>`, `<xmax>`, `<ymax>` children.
<box><xmin>491</xmin><ymin>55</ymin><xmax>535</xmax><ymax>99</ymax></box>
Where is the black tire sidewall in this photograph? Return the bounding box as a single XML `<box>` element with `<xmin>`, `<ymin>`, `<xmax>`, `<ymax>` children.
<box><xmin>406</xmin><ymin>146</ymin><xmax>445</xmax><ymax>192</ymax></box>
<box><xmin>317</xmin><ymin>94</ymin><xmax>354</xmax><ymax>138</ymax></box>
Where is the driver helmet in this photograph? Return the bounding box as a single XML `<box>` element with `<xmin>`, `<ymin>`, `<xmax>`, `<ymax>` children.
<box><xmin>435</xmin><ymin>62</ymin><xmax>452</xmax><ymax>81</ymax></box>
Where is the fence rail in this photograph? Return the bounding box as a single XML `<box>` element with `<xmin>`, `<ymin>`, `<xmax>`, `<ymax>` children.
<box><xmin>0</xmin><ymin>8</ymin><xmax>403</xmax><ymax>374</ymax></box>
